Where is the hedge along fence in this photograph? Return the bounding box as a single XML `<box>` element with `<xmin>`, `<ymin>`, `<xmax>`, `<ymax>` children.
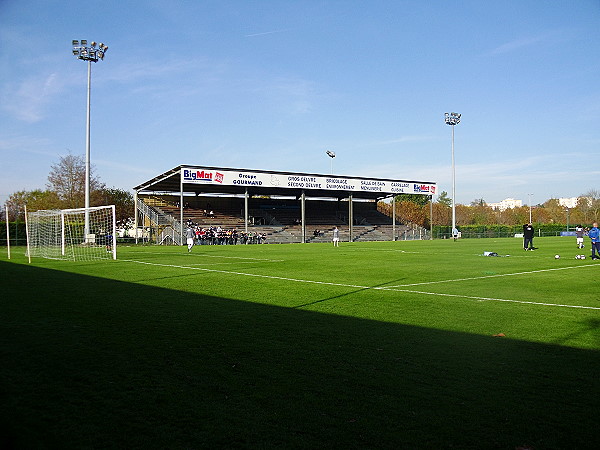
<box><xmin>0</xmin><ymin>222</ymin><xmax>27</xmax><ymax>246</ymax></box>
<box><xmin>433</xmin><ymin>224</ymin><xmax>592</xmax><ymax>239</ymax></box>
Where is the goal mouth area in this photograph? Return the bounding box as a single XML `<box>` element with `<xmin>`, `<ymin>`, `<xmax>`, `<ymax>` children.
<box><xmin>25</xmin><ymin>205</ymin><xmax>117</xmax><ymax>262</ymax></box>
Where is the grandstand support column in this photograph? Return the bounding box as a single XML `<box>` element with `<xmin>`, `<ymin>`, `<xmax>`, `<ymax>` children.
<box><xmin>244</xmin><ymin>189</ymin><xmax>249</xmax><ymax>234</ymax></box>
<box><xmin>392</xmin><ymin>195</ymin><xmax>396</xmax><ymax>241</ymax></box>
<box><xmin>348</xmin><ymin>194</ymin><xmax>353</xmax><ymax>242</ymax></box>
<box><xmin>179</xmin><ymin>173</ymin><xmax>184</xmax><ymax>243</ymax></box>
<box><xmin>134</xmin><ymin>190</ymin><xmax>138</xmax><ymax>244</ymax></box>
<box><xmin>301</xmin><ymin>190</ymin><xmax>306</xmax><ymax>243</ymax></box>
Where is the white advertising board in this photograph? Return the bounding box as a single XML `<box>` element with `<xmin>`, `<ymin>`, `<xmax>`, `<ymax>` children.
<box><xmin>181</xmin><ymin>167</ymin><xmax>436</xmax><ymax>196</ymax></box>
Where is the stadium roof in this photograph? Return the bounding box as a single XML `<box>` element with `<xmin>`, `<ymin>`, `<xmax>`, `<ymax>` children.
<box><xmin>133</xmin><ymin>165</ymin><xmax>437</xmax><ymax>201</ymax></box>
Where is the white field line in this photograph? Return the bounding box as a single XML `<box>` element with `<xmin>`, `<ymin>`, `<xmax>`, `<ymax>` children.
<box><xmin>387</xmin><ymin>263</ymin><xmax>599</xmax><ymax>288</ymax></box>
<box><xmin>187</xmin><ymin>261</ymin><xmax>279</xmax><ymax>266</ymax></box>
<box><xmin>129</xmin><ymin>251</ymin><xmax>284</xmax><ymax>262</ymax></box>
<box><xmin>120</xmin><ymin>259</ymin><xmax>600</xmax><ymax>311</ymax></box>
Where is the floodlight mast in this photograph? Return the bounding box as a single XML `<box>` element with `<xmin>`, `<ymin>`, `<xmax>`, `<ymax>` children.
<box><xmin>71</xmin><ymin>39</ymin><xmax>108</xmax><ymax>238</ymax></box>
<box><xmin>326</xmin><ymin>150</ymin><xmax>336</xmax><ymax>174</ymax></box>
<box><xmin>444</xmin><ymin>112</ymin><xmax>461</xmax><ymax>237</ymax></box>
<box><xmin>528</xmin><ymin>193</ymin><xmax>533</xmax><ymax>223</ymax></box>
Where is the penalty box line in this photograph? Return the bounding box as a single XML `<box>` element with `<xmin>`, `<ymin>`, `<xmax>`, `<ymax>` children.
<box><xmin>387</xmin><ymin>263</ymin><xmax>600</xmax><ymax>288</ymax></box>
<box><xmin>134</xmin><ymin>251</ymin><xmax>284</xmax><ymax>262</ymax></box>
<box><xmin>120</xmin><ymin>259</ymin><xmax>600</xmax><ymax>311</ymax></box>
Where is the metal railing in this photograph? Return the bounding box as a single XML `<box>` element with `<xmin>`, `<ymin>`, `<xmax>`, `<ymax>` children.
<box><xmin>137</xmin><ymin>199</ymin><xmax>183</xmax><ymax>245</ymax></box>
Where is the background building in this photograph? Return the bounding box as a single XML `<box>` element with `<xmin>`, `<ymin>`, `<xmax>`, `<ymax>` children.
<box><xmin>488</xmin><ymin>198</ymin><xmax>523</xmax><ymax>211</ymax></box>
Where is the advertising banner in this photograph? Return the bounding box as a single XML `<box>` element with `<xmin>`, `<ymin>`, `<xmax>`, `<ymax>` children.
<box><xmin>181</xmin><ymin>167</ymin><xmax>436</xmax><ymax>196</ymax></box>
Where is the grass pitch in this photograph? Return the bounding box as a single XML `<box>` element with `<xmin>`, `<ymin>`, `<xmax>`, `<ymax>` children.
<box><xmin>1</xmin><ymin>237</ymin><xmax>599</xmax><ymax>449</ymax></box>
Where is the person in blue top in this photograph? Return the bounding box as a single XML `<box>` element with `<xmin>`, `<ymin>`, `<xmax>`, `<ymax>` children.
<box><xmin>589</xmin><ymin>222</ymin><xmax>600</xmax><ymax>260</ymax></box>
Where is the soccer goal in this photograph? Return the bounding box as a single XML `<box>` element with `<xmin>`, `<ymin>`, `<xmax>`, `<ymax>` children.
<box><xmin>25</xmin><ymin>205</ymin><xmax>117</xmax><ymax>261</ymax></box>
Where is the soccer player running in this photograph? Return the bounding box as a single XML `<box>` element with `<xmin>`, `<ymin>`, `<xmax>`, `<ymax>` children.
<box><xmin>589</xmin><ymin>222</ymin><xmax>600</xmax><ymax>260</ymax></box>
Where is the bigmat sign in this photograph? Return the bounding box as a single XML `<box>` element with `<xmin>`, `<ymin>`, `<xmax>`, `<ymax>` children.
<box><xmin>181</xmin><ymin>167</ymin><xmax>436</xmax><ymax>196</ymax></box>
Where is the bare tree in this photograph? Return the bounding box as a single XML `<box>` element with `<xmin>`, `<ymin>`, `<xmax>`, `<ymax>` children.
<box><xmin>6</xmin><ymin>189</ymin><xmax>62</xmax><ymax>219</ymax></box>
<box><xmin>580</xmin><ymin>189</ymin><xmax>600</xmax><ymax>222</ymax></box>
<box><xmin>46</xmin><ymin>154</ymin><xmax>104</xmax><ymax>209</ymax></box>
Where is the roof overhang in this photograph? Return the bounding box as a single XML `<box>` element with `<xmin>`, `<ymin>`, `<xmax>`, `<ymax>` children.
<box><xmin>133</xmin><ymin>165</ymin><xmax>437</xmax><ymax>201</ymax></box>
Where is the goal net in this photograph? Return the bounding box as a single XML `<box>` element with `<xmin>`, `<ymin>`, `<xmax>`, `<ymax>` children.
<box><xmin>26</xmin><ymin>205</ymin><xmax>117</xmax><ymax>261</ymax></box>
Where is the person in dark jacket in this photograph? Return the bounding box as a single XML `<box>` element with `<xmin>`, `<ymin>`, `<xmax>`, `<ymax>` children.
<box><xmin>589</xmin><ymin>222</ymin><xmax>600</xmax><ymax>260</ymax></box>
<box><xmin>523</xmin><ymin>223</ymin><xmax>535</xmax><ymax>250</ymax></box>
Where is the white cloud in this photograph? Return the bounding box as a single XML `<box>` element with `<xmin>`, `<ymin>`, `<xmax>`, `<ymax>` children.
<box><xmin>245</xmin><ymin>29</ymin><xmax>290</xmax><ymax>38</ymax></box>
<box><xmin>2</xmin><ymin>72</ymin><xmax>64</xmax><ymax>123</ymax></box>
<box><xmin>0</xmin><ymin>135</ymin><xmax>53</xmax><ymax>153</ymax></box>
<box><xmin>490</xmin><ymin>33</ymin><xmax>552</xmax><ymax>55</ymax></box>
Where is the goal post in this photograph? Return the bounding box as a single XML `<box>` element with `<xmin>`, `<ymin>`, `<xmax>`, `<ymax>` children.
<box><xmin>26</xmin><ymin>205</ymin><xmax>117</xmax><ymax>261</ymax></box>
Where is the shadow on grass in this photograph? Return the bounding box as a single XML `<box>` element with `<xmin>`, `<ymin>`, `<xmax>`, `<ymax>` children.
<box><xmin>1</xmin><ymin>260</ymin><xmax>599</xmax><ymax>449</ymax></box>
<box><xmin>293</xmin><ymin>278</ymin><xmax>406</xmax><ymax>309</ymax></box>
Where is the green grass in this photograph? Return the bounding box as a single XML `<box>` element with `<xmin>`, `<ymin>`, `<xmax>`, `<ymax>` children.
<box><xmin>1</xmin><ymin>237</ymin><xmax>599</xmax><ymax>449</ymax></box>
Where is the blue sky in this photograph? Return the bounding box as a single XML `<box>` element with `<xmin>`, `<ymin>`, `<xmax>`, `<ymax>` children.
<box><xmin>1</xmin><ymin>0</ymin><xmax>599</xmax><ymax>206</ymax></box>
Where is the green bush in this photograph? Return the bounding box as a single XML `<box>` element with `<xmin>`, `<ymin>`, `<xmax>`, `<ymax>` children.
<box><xmin>433</xmin><ymin>223</ymin><xmax>592</xmax><ymax>239</ymax></box>
<box><xmin>0</xmin><ymin>222</ymin><xmax>27</xmax><ymax>246</ymax></box>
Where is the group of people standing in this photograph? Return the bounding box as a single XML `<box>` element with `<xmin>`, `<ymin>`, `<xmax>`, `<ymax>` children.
<box><xmin>186</xmin><ymin>225</ymin><xmax>267</xmax><ymax>252</ymax></box>
<box><xmin>574</xmin><ymin>223</ymin><xmax>600</xmax><ymax>260</ymax></box>
<box><xmin>523</xmin><ymin>222</ymin><xmax>600</xmax><ymax>260</ymax></box>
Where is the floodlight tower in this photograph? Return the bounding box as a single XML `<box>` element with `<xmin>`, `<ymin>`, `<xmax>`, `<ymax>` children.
<box><xmin>71</xmin><ymin>39</ymin><xmax>108</xmax><ymax>238</ymax></box>
<box><xmin>326</xmin><ymin>150</ymin><xmax>336</xmax><ymax>174</ymax></box>
<box><xmin>528</xmin><ymin>193</ymin><xmax>533</xmax><ymax>223</ymax></box>
<box><xmin>445</xmin><ymin>112</ymin><xmax>461</xmax><ymax>236</ymax></box>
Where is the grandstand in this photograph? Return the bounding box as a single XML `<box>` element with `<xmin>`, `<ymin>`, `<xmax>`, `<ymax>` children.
<box><xmin>133</xmin><ymin>165</ymin><xmax>436</xmax><ymax>244</ymax></box>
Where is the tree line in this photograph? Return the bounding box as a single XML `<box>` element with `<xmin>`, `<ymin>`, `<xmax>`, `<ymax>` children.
<box><xmin>4</xmin><ymin>154</ymin><xmax>134</xmax><ymax>228</ymax></box>
<box><xmin>379</xmin><ymin>190</ymin><xmax>600</xmax><ymax>230</ymax></box>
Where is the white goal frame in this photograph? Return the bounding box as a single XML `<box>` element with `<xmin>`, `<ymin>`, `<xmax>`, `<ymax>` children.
<box><xmin>26</xmin><ymin>205</ymin><xmax>117</xmax><ymax>261</ymax></box>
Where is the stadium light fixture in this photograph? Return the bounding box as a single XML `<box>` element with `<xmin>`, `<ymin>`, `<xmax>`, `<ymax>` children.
<box><xmin>445</xmin><ymin>112</ymin><xmax>461</xmax><ymax>237</ymax></box>
<box><xmin>71</xmin><ymin>38</ymin><xmax>108</xmax><ymax>237</ymax></box>
<box><xmin>326</xmin><ymin>150</ymin><xmax>335</xmax><ymax>174</ymax></box>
